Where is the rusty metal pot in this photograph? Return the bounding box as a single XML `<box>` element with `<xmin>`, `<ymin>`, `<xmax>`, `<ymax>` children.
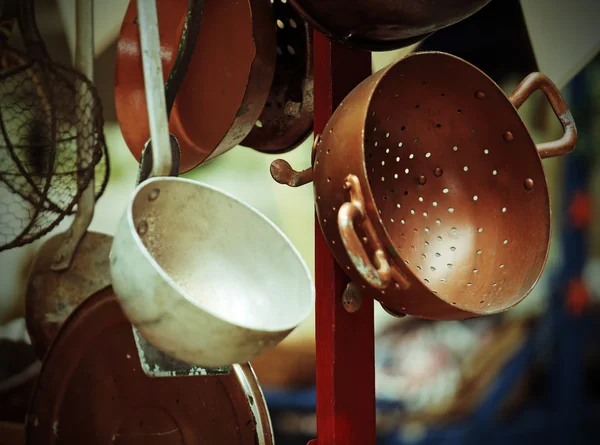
<box><xmin>26</xmin><ymin>288</ymin><xmax>274</xmax><ymax>445</ymax></box>
<box><xmin>288</xmin><ymin>0</ymin><xmax>491</xmax><ymax>50</ymax></box>
<box><xmin>271</xmin><ymin>52</ymin><xmax>577</xmax><ymax>320</ymax></box>
<box><xmin>114</xmin><ymin>0</ymin><xmax>276</xmax><ymax>173</ymax></box>
<box><xmin>242</xmin><ymin>0</ymin><xmax>314</xmax><ymax>153</ymax></box>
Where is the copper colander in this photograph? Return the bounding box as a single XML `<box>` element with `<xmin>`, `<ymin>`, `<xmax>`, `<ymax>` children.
<box><xmin>272</xmin><ymin>52</ymin><xmax>577</xmax><ymax>320</ymax></box>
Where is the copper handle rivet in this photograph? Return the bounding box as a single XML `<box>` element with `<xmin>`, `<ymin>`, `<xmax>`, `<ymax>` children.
<box><xmin>475</xmin><ymin>91</ymin><xmax>486</xmax><ymax>99</ymax></box>
<box><xmin>524</xmin><ymin>178</ymin><xmax>534</xmax><ymax>190</ymax></box>
<box><xmin>503</xmin><ymin>131</ymin><xmax>514</xmax><ymax>142</ymax></box>
<box><xmin>418</xmin><ymin>175</ymin><xmax>427</xmax><ymax>185</ymax></box>
<box><xmin>434</xmin><ymin>167</ymin><xmax>443</xmax><ymax>177</ymax></box>
<box><xmin>148</xmin><ymin>188</ymin><xmax>160</xmax><ymax>201</ymax></box>
<box><xmin>137</xmin><ymin>220</ymin><xmax>149</xmax><ymax>235</ymax></box>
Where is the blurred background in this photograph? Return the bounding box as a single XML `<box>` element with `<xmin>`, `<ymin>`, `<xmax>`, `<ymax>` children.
<box><xmin>1</xmin><ymin>0</ymin><xmax>600</xmax><ymax>444</ymax></box>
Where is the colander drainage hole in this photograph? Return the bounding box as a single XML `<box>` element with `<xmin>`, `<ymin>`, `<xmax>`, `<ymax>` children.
<box><xmin>441</xmin><ymin>279</ymin><xmax>447</xmax><ymax>283</ymax></box>
<box><xmin>405</xmin><ymin>168</ymin><xmax>410</xmax><ymax>174</ymax></box>
<box><xmin>430</xmin><ymin>266</ymin><xmax>436</xmax><ymax>272</ymax></box>
<box><xmin>436</xmin><ymin>253</ymin><xmax>441</xmax><ymax>257</ymax></box>
<box><xmin>381</xmin><ymin>177</ymin><xmax>385</xmax><ymax>182</ymax></box>
<box><xmin>463</xmin><ymin>166</ymin><xmax>469</xmax><ymax>172</ymax></box>
<box><xmin>423</xmin><ymin>212</ymin><xmax>428</xmax><ymax>217</ymax></box>
<box><xmin>453</xmin><ymin>145</ymin><xmax>459</xmax><ymax>151</ymax></box>
<box><xmin>287</xmin><ymin>45</ymin><xmax>296</xmax><ymax>55</ymax></box>
<box><xmin>480</xmin><ymin>300</ymin><xmax>485</xmax><ymax>304</ymax></box>
<box><xmin>385</xmin><ymin>149</ymin><xmax>390</xmax><ymax>154</ymax></box>
<box><xmin>425</xmin><ymin>241</ymin><xmax>430</xmax><ymax>246</ymax></box>
<box><xmin>451</xmin><ymin>227</ymin><xmax>457</xmax><ymax>234</ymax></box>
<box><xmin>277</xmin><ymin>19</ymin><xmax>285</xmax><ymax>28</ymax></box>
<box><xmin>409</xmin><ymin>154</ymin><xmax>414</xmax><ymax>159</ymax></box>
<box><xmin>394</xmin><ymin>174</ymin><xmax>399</xmax><ymax>179</ymax></box>
<box><xmin>396</xmin><ymin>203</ymin><xmax>401</xmax><ymax>208</ymax></box>
<box><xmin>502</xmin><ymin>207</ymin><xmax>507</xmax><ymax>213</ymax></box>
<box><xmin>436</xmin><ymin>124</ymin><xmax>441</xmax><ymax>128</ymax></box>
<box><xmin>381</xmin><ymin>161</ymin><xmax>385</xmax><ymax>166</ymax></box>
<box><xmin>404</xmin><ymin>191</ymin><xmax>409</xmax><ymax>196</ymax></box>
<box><xmin>443</xmin><ymin>188</ymin><xmax>449</xmax><ymax>193</ymax></box>
<box><xmin>447</xmin><ymin>263</ymin><xmax>453</xmax><ymax>268</ymax></box>
<box><xmin>426</xmin><ymin>152</ymin><xmax>431</xmax><ymax>158</ymax></box>
<box><xmin>438</xmin><ymin>236</ymin><xmax>443</xmax><ymax>242</ymax></box>
<box><xmin>504</xmin><ymin>239</ymin><xmax>509</xmax><ymax>244</ymax></box>
<box><xmin>413</xmin><ymin>138</ymin><xmax>419</xmax><ymax>143</ymax></box>
<box><xmin>386</xmin><ymin>132</ymin><xmax>390</xmax><ymax>138</ymax></box>
<box><xmin>419</xmin><ymin>196</ymin><xmax>424</xmax><ymax>202</ymax></box>
<box><xmin>478</xmin><ymin>228</ymin><xmax>484</xmax><ymax>233</ymax></box>
<box><xmin>425</xmin><ymin>227</ymin><xmax>430</xmax><ymax>232</ymax></box>
<box><xmin>450</xmin><ymin>246</ymin><xmax>456</xmax><ymax>252</ymax></box>
<box><xmin>473</xmin><ymin>195</ymin><xmax>478</xmax><ymax>201</ymax></box>
<box><xmin>399</xmin><ymin>142</ymin><xmax>403</xmax><ymax>148</ymax></box>
<box><xmin>396</xmin><ymin>156</ymin><xmax>401</xmax><ymax>162</ymax></box>
<box><xmin>374</xmin><ymin>142</ymin><xmax>379</xmax><ymax>147</ymax></box>
<box><xmin>436</xmin><ymin>219</ymin><xmax>441</xmax><ymax>224</ymax></box>
<box><xmin>484</xmin><ymin>149</ymin><xmax>490</xmax><ymax>154</ymax></box>
<box><xmin>458</xmin><ymin>109</ymin><xmax>462</xmax><ymax>113</ymax></box>
<box><xmin>289</xmin><ymin>18</ymin><xmax>297</xmax><ymax>28</ymax></box>
<box><xmin>417</xmin><ymin>266</ymin><xmax>422</xmax><ymax>270</ymax></box>
<box><xmin>477</xmin><ymin>250</ymin><xmax>482</xmax><ymax>255</ymax></box>
<box><xmin>467</xmin><ymin>282</ymin><xmax>472</xmax><ymax>287</ymax></box>
<box><xmin>410</xmin><ymin>209</ymin><xmax>415</xmax><ymax>215</ymax></box>
<box><xmin>448</xmin><ymin>208</ymin><xmax>455</xmax><ymax>213</ymax></box>
<box><xmin>401</xmin><ymin>126</ymin><xmax>406</xmax><ymax>131</ymax></box>
<box><xmin>433</xmin><ymin>201</ymin><xmax>438</xmax><ymax>207</ymax></box>
<box><xmin>500</xmin><ymin>264</ymin><xmax>505</xmax><ymax>268</ymax></box>
<box><xmin>424</xmin><ymin>278</ymin><xmax>430</xmax><ymax>283</ymax></box>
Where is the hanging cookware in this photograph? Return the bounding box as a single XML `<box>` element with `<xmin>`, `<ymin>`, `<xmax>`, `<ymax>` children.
<box><xmin>271</xmin><ymin>52</ymin><xmax>577</xmax><ymax>320</ymax></box>
<box><xmin>26</xmin><ymin>288</ymin><xmax>274</xmax><ymax>445</ymax></box>
<box><xmin>287</xmin><ymin>0</ymin><xmax>491</xmax><ymax>51</ymax></box>
<box><xmin>242</xmin><ymin>0</ymin><xmax>313</xmax><ymax>153</ymax></box>
<box><xmin>0</xmin><ymin>0</ymin><xmax>108</xmax><ymax>252</ymax></box>
<box><xmin>110</xmin><ymin>0</ymin><xmax>314</xmax><ymax>368</ymax></box>
<box><xmin>25</xmin><ymin>0</ymin><xmax>113</xmax><ymax>358</ymax></box>
<box><xmin>114</xmin><ymin>0</ymin><xmax>276</xmax><ymax>173</ymax></box>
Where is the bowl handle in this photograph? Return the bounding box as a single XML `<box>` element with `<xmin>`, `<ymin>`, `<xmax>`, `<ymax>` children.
<box><xmin>337</xmin><ymin>174</ymin><xmax>410</xmax><ymax>291</ymax></box>
<box><xmin>270</xmin><ymin>135</ymin><xmax>320</xmax><ymax>187</ymax></box>
<box><xmin>508</xmin><ymin>72</ymin><xmax>577</xmax><ymax>159</ymax></box>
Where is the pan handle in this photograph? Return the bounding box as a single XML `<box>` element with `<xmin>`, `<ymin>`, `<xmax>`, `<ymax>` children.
<box><xmin>508</xmin><ymin>72</ymin><xmax>577</xmax><ymax>159</ymax></box>
<box><xmin>338</xmin><ymin>175</ymin><xmax>410</xmax><ymax>291</ymax></box>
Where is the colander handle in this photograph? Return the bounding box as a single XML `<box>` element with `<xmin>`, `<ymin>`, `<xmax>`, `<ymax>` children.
<box><xmin>338</xmin><ymin>175</ymin><xmax>410</xmax><ymax>291</ymax></box>
<box><xmin>509</xmin><ymin>72</ymin><xmax>578</xmax><ymax>159</ymax></box>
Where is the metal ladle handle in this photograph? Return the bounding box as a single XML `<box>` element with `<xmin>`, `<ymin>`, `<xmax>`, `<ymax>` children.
<box><xmin>508</xmin><ymin>72</ymin><xmax>578</xmax><ymax>159</ymax></box>
<box><xmin>136</xmin><ymin>0</ymin><xmax>204</xmax><ymax>184</ymax></box>
<box><xmin>52</xmin><ymin>0</ymin><xmax>96</xmax><ymax>271</ymax></box>
<box><xmin>137</xmin><ymin>0</ymin><xmax>172</xmax><ymax>179</ymax></box>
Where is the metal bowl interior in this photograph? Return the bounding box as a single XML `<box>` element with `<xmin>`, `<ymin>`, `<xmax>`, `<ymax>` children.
<box><xmin>129</xmin><ymin>177</ymin><xmax>314</xmax><ymax>332</ymax></box>
<box><xmin>362</xmin><ymin>53</ymin><xmax>550</xmax><ymax>314</ymax></box>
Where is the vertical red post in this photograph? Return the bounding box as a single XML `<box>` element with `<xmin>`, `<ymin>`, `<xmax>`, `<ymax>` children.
<box><xmin>311</xmin><ymin>31</ymin><xmax>376</xmax><ymax>445</ymax></box>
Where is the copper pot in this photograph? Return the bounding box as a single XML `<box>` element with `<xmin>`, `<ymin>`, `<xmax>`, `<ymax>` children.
<box><xmin>114</xmin><ymin>0</ymin><xmax>276</xmax><ymax>173</ymax></box>
<box><xmin>272</xmin><ymin>52</ymin><xmax>577</xmax><ymax>320</ymax></box>
<box><xmin>288</xmin><ymin>0</ymin><xmax>491</xmax><ymax>50</ymax></box>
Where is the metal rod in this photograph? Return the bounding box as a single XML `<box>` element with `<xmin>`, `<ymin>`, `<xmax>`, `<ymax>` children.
<box><xmin>51</xmin><ymin>0</ymin><xmax>96</xmax><ymax>271</ymax></box>
<box><xmin>136</xmin><ymin>0</ymin><xmax>172</xmax><ymax>178</ymax></box>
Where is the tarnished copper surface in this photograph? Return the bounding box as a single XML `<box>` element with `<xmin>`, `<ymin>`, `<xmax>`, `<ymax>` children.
<box><xmin>288</xmin><ymin>0</ymin><xmax>491</xmax><ymax>50</ymax></box>
<box><xmin>26</xmin><ymin>288</ymin><xmax>274</xmax><ymax>444</ymax></box>
<box><xmin>26</xmin><ymin>231</ymin><xmax>112</xmax><ymax>359</ymax></box>
<box><xmin>243</xmin><ymin>0</ymin><xmax>313</xmax><ymax>153</ymax></box>
<box><xmin>114</xmin><ymin>0</ymin><xmax>276</xmax><ymax>173</ymax></box>
<box><xmin>273</xmin><ymin>52</ymin><xmax>577</xmax><ymax>320</ymax></box>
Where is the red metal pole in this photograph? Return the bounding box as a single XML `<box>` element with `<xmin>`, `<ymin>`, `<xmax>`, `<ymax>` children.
<box><xmin>311</xmin><ymin>31</ymin><xmax>375</xmax><ymax>445</ymax></box>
